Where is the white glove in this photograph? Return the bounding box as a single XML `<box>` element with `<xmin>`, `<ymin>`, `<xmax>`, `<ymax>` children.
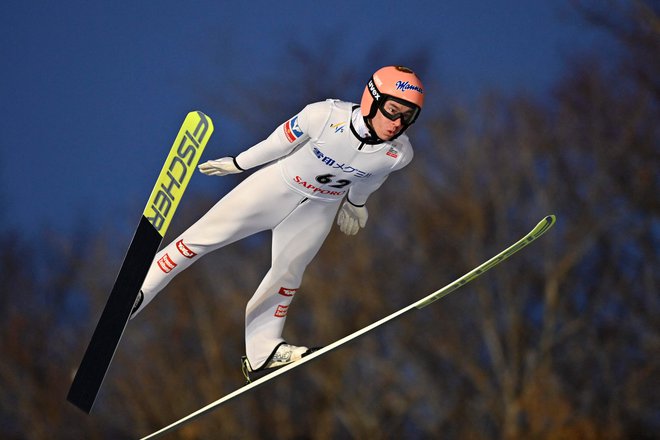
<box><xmin>337</xmin><ymin>201</ymin><xmax>368</xmax><ymax>235</ymax></box>
<box><xmin>198</xmin><ymin>157</ymin><xmax>243</xmax><ymax>176</ymax></box>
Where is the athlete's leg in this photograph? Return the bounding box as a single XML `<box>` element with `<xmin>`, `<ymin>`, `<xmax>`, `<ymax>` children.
<box><xmin>245</xmin><ymin>198</ymin><xmax>341</xmax><ymax>368</ymax></box>
<box><xmin>133</xmin><ymin>164</ymin><xmax>297</xmax><ymax>316</ymax></box>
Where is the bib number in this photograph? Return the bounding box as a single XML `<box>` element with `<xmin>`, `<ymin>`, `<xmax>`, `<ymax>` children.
<box><xmin>315</xmin><ymin>174</ymin><xmax>351</xmax><ymax>188</ymax></box>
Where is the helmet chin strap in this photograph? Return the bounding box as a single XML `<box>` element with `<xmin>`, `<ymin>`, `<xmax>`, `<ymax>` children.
<box><xmin>363</xmin><ymin>117</ymin><xmax>383</xmax><ymax>143</ymax></box>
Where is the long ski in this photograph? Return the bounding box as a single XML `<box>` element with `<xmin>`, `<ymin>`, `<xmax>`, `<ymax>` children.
<box><xmin>141</xmin><ymin>215</ymin><xmax>556</xmax><ymax>439</ymax></box>
<box><xmin>67</xmin><ymin>111</ymin><xmax>214</xmax><ymax>413</ymax></box>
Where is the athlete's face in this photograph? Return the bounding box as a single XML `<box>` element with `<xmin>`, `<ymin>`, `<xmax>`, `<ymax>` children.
<box><xmin>370</xmin><ymin>99</ymin><xmax>417</xmax><ymax>140</ymax></box>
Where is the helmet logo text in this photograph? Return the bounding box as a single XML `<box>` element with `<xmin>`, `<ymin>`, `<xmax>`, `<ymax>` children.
<box><xmin>395</xmin><ymin>80</ymin><xmax>423</xmax><ymax>94</ymax></box>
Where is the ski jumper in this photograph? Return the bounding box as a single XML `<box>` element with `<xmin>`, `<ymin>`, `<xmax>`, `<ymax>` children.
<box><xmin>135</xmin><ymin>99</ymin><xmax>414</xmax><ymax>369</ymax></box>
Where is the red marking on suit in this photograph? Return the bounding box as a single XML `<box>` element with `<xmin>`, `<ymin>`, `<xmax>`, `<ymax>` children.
<box><xmin>274</xmin><ymin>304</ymin><xmax>289</xmax><ymax>318</ymax></box>
<box><xmin>176</xmin><ymin>240</ymin><xmax>197</xmax><ymax>258</ymax></box>
<box><xmin>278</xmin><ymin>287</ymin><xmax>297</xmax><ymax>297</ymax></box>
<box><xmin>157</xmin><ymin>254</ymin><xmax>177</xmax><ymax>273</ymax></box>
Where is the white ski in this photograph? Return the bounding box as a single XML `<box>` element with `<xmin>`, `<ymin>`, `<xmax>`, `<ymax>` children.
<box><xmin>141</xmin><ymin>215</ymin><xmax>556</xmax><ymax>439</ymax></box>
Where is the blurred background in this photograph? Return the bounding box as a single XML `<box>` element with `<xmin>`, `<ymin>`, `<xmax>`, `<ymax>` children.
<box><xmin>1</xmin><ymin>0</ymin><xmax>658</xmax><ymax>439</ymax></box>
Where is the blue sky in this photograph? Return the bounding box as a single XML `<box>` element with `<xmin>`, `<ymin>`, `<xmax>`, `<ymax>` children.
<box><xmin>1</xmin><ymin>1</ymin><xmax>599</xmax><ymax>236</ymax></box>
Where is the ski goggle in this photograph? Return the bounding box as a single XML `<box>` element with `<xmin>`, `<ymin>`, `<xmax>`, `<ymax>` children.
<box><xmin>377</xmin><ymin>96</ymin><xmax>421</xmax><ymax>125</ymax></box>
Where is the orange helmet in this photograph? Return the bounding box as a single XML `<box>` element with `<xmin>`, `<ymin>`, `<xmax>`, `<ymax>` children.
<box><xmin>361</xmin><ymin>66</ymin><xmax>425</xmax><ymax>126</ymax></box>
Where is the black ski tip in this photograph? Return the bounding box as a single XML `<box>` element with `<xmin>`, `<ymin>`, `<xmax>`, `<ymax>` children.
<box><xmin>66</xmin><ymin>387</ymin><xmax>94</xmax><ymax>414</ymax></box>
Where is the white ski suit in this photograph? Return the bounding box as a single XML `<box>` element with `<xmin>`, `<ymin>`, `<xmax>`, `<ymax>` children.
<box><xmin>135</xmin><ymin>99</ymin><xmax>413</xmax><ymax>369</ymax></box>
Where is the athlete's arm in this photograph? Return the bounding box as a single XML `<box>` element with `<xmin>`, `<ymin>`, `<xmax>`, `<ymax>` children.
<box><xmin>233</xmin><ymin>102</ymin><xmax>330</xmax><ymax>170</ymax></box>
<box><xmin>197</xmin><ymin>105</ymin><xmax>315</xmax><ymax>176</ymax></box>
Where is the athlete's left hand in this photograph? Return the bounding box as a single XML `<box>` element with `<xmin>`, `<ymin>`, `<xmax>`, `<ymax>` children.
<box><xmin>337</xmin><ymin>202</ymin><xmax>368</xmax><ymax>235</ymax></box>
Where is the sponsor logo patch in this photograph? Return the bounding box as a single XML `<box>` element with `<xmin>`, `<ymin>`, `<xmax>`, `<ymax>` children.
<box><xmin>157</xmin><ymin>253</ymin><xmax>177</xmax><ymax>273</ymax></box>
<box><xmin>278</xmin><ymin>287</ymin><xmax>297</xmax><ymax>297</ymax></box>
<box><xmin>386</xmin><ymin>147</ymin><xmax>399</xmax><ymax>158</ymax></box>
<box><xmin>176</xmin><ymin>240</ymin><xmax>197</xmax><ymax>258</ymax></box>
<box><xmin>283</xmin><ymin>115</ymin><xmax>303</xmax><ymax>143</ymax></box>
<box><xmin>312</xmin><ymin>147</ymin><xmax>372</xmax><ymax>178</ymax></box>
<box><xmin>274</xmin><ymin>304</ymin><xmax>289</xmax><ymax>318</ymax></box>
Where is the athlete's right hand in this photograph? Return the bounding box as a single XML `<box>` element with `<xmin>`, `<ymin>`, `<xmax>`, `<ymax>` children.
<box><xmin>198</xmin><ymin>157</ymin><xmax>243</xmax><ymax>176</ymax></box>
